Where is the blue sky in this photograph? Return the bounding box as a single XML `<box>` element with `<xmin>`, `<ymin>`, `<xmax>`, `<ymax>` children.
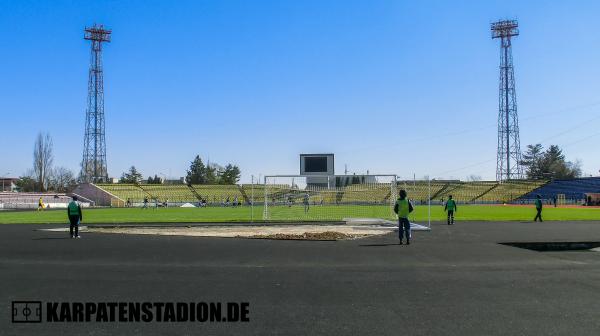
<box><xmin>1</xmin><ymin>0</ymin><xmax>599</xmax><ymax>182</ymax></box>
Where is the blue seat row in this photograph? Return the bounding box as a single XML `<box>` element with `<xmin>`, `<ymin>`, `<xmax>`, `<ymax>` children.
<box><xmin>521</xmin><ymin>177</ymin><xmax>600</xmax><ymax>200</ymax></box>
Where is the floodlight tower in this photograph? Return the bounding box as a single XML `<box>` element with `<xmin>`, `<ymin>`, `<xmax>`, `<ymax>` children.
<box><xmin>81</xmin><ymin>24</ymin><xmax>111</xmax><ymax>183</ymax></box>
<box><xmin>491</xmin><ymin>19</ymin><xmax>524</xmax><ymax>181</ymax></box>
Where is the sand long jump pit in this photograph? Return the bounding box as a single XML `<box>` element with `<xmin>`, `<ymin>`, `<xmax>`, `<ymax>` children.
<box><xmin>42</xmin><ymin>221</ymin><xmax>429</xmax><ymax>241</ymax></box>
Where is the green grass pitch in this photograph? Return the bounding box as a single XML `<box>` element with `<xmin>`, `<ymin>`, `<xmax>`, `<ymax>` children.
<box><xmin>0</xmin><ymin>205</ymin><xmax>598</xmax><ymax>224</ymax></box>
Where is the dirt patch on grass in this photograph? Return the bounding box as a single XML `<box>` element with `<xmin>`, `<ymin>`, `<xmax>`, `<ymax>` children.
<box><xmin>244</xmin><ymin>231</ymin><xmax>366</xmax><ymax>240</ymax></box>
<box><xmin>85</xmin><ymin>225</ymin><xmax>393</xmax><ymax>240</ymax></box>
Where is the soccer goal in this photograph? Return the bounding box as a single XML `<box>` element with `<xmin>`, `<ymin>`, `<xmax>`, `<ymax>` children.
<box><xmin>557</xmin><ymin>194</ymin><xmax>566</xmax><ymax>206</ymax></box>
<box><xmin>261</xmin><ymin>175</ymin><xmax>431</xmax><ymax>228</ymax></box>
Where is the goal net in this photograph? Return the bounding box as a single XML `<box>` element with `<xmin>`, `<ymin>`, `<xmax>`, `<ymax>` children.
<box><xmin>262</xmin><ymin>175</ymin><xmax>410</xmax><ymax>223</ymax></box>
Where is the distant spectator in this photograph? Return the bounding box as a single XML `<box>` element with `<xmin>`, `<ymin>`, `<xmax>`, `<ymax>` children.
<box><xmin>445</xmin><ymin>195</ymin><xmax>457</xmax><ymax>225</ymax></box>
<box><xmin>394</xmin><ymin>189</ymin><xmax>414</xmax><ymax>245</ymax></box>
<box><xmin>303</xmin><ymin>193</ymin><xmax>310</xmax><ymax>213</ymax></box>
<box><xmin>534</xmin><ymin>195</ymin><xmax>543</xmax><ymax>222</ymax></box>
<box><xmin>37</xmin><ymin>197</ymin><xmax>44</xmax><ymax>211</ymax></box>
<box><xmin>67</xmin><ymin>196</ymin><xmax>83</xmax><ymax>239</ymax></box>
<box><xmin>143</xmin><ymin>197</ymin><xmax>148</xmax><ymax>209</ymax></box>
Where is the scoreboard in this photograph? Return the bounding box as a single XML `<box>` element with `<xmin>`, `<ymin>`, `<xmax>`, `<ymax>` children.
<box><xmin>300</xmin><ymin>154</ymin><xmax>334</xmax><ymax>187</ymax></box>
<box><xmin>300</xmin><ymin>154</ymin><xmax>334</xmax><ymax>175</ymax></box>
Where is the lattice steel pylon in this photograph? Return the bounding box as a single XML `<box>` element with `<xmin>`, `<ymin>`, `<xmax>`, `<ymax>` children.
<box><xmin>491</xmin><ymin>19</ymin><xmax>524</xmax><ymax>182</ymax></box>
<box><xmin>81</xmin><ymin>24</ymin><xmax>111</xmax><ymax>183</ymax></box>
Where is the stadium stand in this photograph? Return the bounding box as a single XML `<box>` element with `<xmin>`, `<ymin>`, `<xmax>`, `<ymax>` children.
<box><xmin>0</xmin><ymin>193</ymin><xmax>76</xmax><ymax>209</ymax></box>
<box><xmin>520</xmin><ymin>177</ymin><xmax>600</xmax><ymax>202</ymax></box>
<box><xmin>399</xmin><ymin>180</ymin><xmax>545</xmax><ymax>204</ymax></box>
<box><xmin>340</xmin><ymin>183</ymin><xmax>391</xmax><ymax>204</ymax></box>
<box><xmin>190</xmin><ymin>185</ymin><xmax>244</xmax><ymax>205</ymax></box>
<box><xmin>477</xmin><ymin>180</ymin><xmax>547</xmax><ymax>203</ymax></box>
<box><xmin>88</xmin><ymin>179</ymin><xmax>548</xmax><ymax>208</ymax></box>
<box><xmin>240</xmin><ymin>184</ymin><xmax>267</xmax><ymax>204</ymax></box>
<box><xmin>433</xmin><ymin>181</ymin><xmax>498</xmax><ymax>203</ymax></box>
<box><xmin>96</xmin><ymin>184</ymin><xmax>149</xmax><ymax>203</ymax></box>
<box><xmin>140</xmin><ymin>185</ymin><xmax>197</xmax><ymax>203</ymax></box>
<box><xmin>401</xmin><ymin>181</ymin><xmax>448</xmax><ymax>203</ymax></box>
<box><xmin>241</xmin><ymin>184</ymin><xmax>291</xmax><ymax>204</ymax></box>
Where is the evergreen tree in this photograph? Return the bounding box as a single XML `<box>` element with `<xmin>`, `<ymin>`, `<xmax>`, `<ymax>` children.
<box><xmin>186</xmin><ymin>155</ymin><xmax>206</xmax><ymax>184</ymax></box>
<box><xmin>521</xmin><ymin>144</ymin><xmax>582</xmax><ymax>180</ymax></box>
<box><xmin>521</xmin><ymin>144</ymin><xmax>545</xmax><ymax>179</ymax></box>
<box><xmin>15</xmin><ymin>176</ymin><xmax>36</xmax><ymax>192</ymax></box>
<box><xmin>219</xmin><ymin>164</ymin><xmax>241</xmax><ymax>184</ymax></box>
<box><xmin>120</xmin><ymin>166</ymin><xmax>143</xmax><ymax>184</ymax></box>
<box><xmin>206</xmin><ymin>165</ymin><xmax>218</xmax><ymax>184</ymax></box>
<box><xmin>185</xmin><ymin>156</ymin><xmax>242</xmax><ymax>185</ymax></box>
<box><xmin>206</xmin><ymin>162</ymin><xmax>222</xmax><ymax>184</ymax></box>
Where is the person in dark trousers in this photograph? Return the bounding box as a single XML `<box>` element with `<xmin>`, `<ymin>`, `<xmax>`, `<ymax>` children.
<box><xmin>394</xmin><ymin>189</ymin><xmax>414</xmax><ymax>245</ymax></box>
<box><xmin>534</xmin><ymin>195</ymin><xmax>543</xmax><ymax>222</ymax></box>
<box><xmin>445</xmin><ymin>195</ymin><xmax>457</xmax><ymax>225</ymax></box>
<box><xmin>67</xmin><ymin>196</ymin><xmax>83</xmax><ymax>238</ymax></box>
<box><xmin>303</xmin><ymin>193</ymin><xmax>310</xmax><ymax>213</ymax></box>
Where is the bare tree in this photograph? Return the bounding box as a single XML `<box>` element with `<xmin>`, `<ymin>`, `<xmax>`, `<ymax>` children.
<box><xmin>33</xmin><ymin>132</ymin><xmax>54</xmax><ymax>192</ymax></box>
<box><xmin>48</xmin><ymin>167</ymin><xmax>76</xmax><ymax>193</ymax></box>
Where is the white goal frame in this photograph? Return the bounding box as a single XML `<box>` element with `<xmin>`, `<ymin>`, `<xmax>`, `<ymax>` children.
<box><xmin>262</xmin><ymin>174</ymin><xmax>432</xmax><ymax>229</ymax></box>
<box><xmin>263</xmin><ymin>174</ymin><xmax>424</xmax><ymax>222</ymax></box>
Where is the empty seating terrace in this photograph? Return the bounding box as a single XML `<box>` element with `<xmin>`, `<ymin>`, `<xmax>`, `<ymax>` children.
<box><xmin>190</xmin><ymin>185</ymin><xmax>244</xmax><ymax>204</ymax></box>
<box><xmin>0</xmin><ymin>193</ymin><xmax>72</xmax><ymax>209</ymax></box>
<box><xmin>93</xmin><ymin>179</ymin><xmax>548</xmax><ymax>207</ymax></box>
<box><xmin>520</xmin><ymin>177</ymin><xmax>600</xmax><ymax>200</ymax></box>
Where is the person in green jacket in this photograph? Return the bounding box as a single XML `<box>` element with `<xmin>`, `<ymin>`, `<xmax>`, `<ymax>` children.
<box><xmin>444</xmin><ymin>195</ymin><xmax>457</xmax><ymax>225</ymax></box>
<box><xmin>394</xmin><ymin>189</ymin><xmax>414</xmax><ymax>245</ymax></box>
<box><xmin>534</xmin><ymin>195</ymin><xmax>543</xmax><ymax>222</ymax></box>
<box><xmin>67</xmin><ymin>196</ymin><xmax>83</xmax><ymax>238</ymax></box>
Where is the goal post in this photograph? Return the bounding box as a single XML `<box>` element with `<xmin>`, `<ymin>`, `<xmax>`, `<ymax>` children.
<box><xmin>261</xmin><ymin>175</ymin><xmax>430</xmax><ymax>227</ymax></box>
<box><xmin>557</xmin><ymin>193</ymin><xmax>566</xmax><ymax>206</ymax></box>
<box><xmin>397</xmin><ymin>177</ymin><xmax>433</xmax><ymax>229</ymax></box>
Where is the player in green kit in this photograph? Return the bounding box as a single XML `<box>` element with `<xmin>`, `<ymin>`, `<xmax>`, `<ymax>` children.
<box><xmin>67</xmin><ymin>196</ymin><xmax>83</xmax><ymax>238</ymax></box>
<box><xmin>394</xmin><ymin>189</ymin><xmax>414</xmax><ymax>245</ymax></box>
<box><xmin>444</xmin><ymin>195</ymin><xmax>457</xmax><ymax>225</ymax></box>
<box><xmin>534</xmin><ymin>195</ymin><xmax>543</xmax><ymax>222</ymax></box>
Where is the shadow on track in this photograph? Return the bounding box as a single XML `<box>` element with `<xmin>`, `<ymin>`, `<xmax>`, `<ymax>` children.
<box><xmin>32</xmin><ymin>237</ymin><xmax>72</xmax><ymax>240</ymax></box>
<box><xmin>359</xmin><ymin>243</ymin><xmax>400</xmax><ymax>247</ymax></box>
